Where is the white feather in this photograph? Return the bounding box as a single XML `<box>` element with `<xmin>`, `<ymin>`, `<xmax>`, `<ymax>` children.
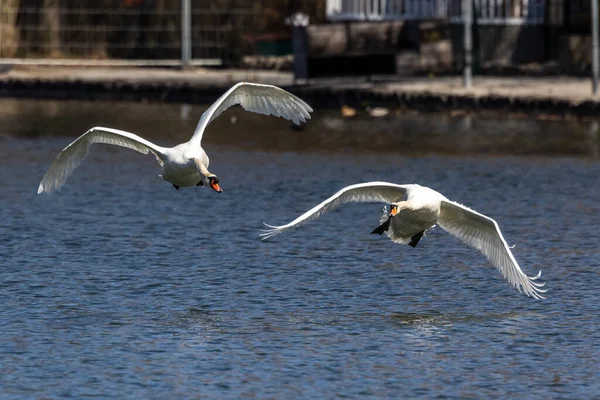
<box><xmin>191</xmin><ymin>82</ymin><xmax>313</xmax><ymax>145</ymax></box>
<box><xmin>38</xmin><ymin>82</ymin><xmax>313</xmax><ymax>194</ymax></box>
<box><xmin>262</xmin><ymin>182</ymin><xmax>547</xmax><ymax>299</ymax></box>
<box><xmin>438</xmin><ymin>200</ymin><xmax>546</xmax><ymax>299</ymax></box>
<box><xmin>38</xmin><ymin>127</ymin><xmax>167</xmax><ymax>194</ymax></box>
<box><xmin>260</xmin><ymin>182</ymin><xmax>411</xmax><ymax>240</ymax></box>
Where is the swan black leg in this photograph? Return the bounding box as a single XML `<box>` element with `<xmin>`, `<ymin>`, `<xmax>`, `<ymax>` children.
<box><xmin>196</xmin><ymin>181</ymin><xmax>203</xmax><ymax>187</ymax></box>
<box><xmin>371</xmin><ymin>217</ymin><xmax>392</xmax><ymax>235</ymax></box>
<box><xmin>408</xmin><ymin>231</ymin><xmax>424</xmax><ymax>248</ymax></box>
<box><xmin>172</xmin><ymin>184</ymin><xmax>180</xmax><ymax>190</ymax></box>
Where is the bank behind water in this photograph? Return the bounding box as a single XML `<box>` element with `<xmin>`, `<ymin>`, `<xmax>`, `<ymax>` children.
<box><xmin>1</xmin><ymin>66</ymin><xmax>600</xmax><ymax>120</ymax></box>
<box><xmin>2</xmin><ymin>96</ymin><xmax>599</xmax><ymax>158</ymax></box>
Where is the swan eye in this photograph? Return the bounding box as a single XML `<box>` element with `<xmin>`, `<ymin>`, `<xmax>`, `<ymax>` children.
<box><xmin>209</xmin><ymin>176</ymin><xmax>219</xmax><ymax>184</ymax></box>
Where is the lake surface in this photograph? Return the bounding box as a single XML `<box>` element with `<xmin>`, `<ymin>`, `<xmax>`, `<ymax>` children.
<box><xmin>1</xmin><ymin>98</ymin><xmax>600</xmax><ymax>398</ymax></box>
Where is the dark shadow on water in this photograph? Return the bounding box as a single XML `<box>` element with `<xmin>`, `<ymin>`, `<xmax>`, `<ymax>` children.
<box><xmin>165</xmin><ymin>308</ymin><xmax>228</xmax><ymax>335</ymax></box>
<box><xmin>388</xmin><ymin>310</ymin><xmax>539</xmax><ymax>325</ymax></box>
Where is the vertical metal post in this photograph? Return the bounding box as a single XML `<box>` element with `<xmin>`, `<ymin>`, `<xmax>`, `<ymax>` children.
<box><xmin>592</xmin><ymin>0</ymin><xmax>599</xmax><ymax>95</ymax></box>
<box><xmin>181</xmin><ymin>0</ymin><xmax>191</xmax><ymax>68</ymax></box>
<box><xmin>463</xmin><ymin>0</ymin><xmax>472</xmax><ymax>88</ymax></box>
<box><xmin>0</xmin><ymin>1</ymin><xmax>3</xmax><ymax>59</ymax></box>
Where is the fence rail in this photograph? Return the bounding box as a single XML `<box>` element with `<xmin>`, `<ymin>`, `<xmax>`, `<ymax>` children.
<box><xmin>326</xmin><ymin>0</ymin><xmax>547</xmax><ymax>25</ymax></box>
<box><xmin>0</xmin><ymin>0</ymin><xmax>255</xmax><ymax>66</ymax></box>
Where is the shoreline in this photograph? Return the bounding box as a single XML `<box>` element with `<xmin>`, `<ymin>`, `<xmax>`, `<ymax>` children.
<box><xmin>1</xmin><ymin>66</ymin><xmax>600</xmax><ymax>120</ymax></box>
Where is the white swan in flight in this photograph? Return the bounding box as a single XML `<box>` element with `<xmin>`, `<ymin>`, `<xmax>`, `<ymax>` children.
<box><xmin>37</xmin><ymin>82</ymin><xmax>313</xmax><ymax>194</ymax></box>
<box><xmin>261</xmin><ymin>182</ymin><xmax>546</xmax><ymax>299</ymax></box>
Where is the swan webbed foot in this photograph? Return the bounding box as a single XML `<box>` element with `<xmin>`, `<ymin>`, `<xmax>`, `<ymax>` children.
<box><xmin>408</xmin><ymin>231</ymin><xmax>424</xmax><ymax>248</ymax></box>
<box><xmin>371</xmin><ymin>217</ymin><xmax>391</xmax><ymax>235</ymax></box>
<box><xmin>172</xmin><ymin>184</ymin><xmax>180</xmax><ymax>190</ymax></box>
<box><xmin>196</xmin><ymin>181</ymin><xmax>204</xmax><ymax>187</ymax></box>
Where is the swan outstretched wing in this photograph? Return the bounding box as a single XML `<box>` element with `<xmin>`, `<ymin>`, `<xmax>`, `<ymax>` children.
<box><xmin>438</xmin><ymin>200</ymin><xmax>546</xmax><ymax>299</ymax></box>
<box><xmin>38</xmin><ymin>127</ymin><xmax>167</xmax><ymax>194</ymax></box>
<box><xmin>190</xmin><ymin>82</ymin><xmax>313</xmax><ymax>144</ymax></box>
<box><xmin>261</xmin><ymin>182</ymin><xmax>412</xmax><ymax>240</ymax></box>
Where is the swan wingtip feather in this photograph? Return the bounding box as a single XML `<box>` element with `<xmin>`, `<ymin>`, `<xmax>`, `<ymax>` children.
<box><xmin>532</xmin><ymin>270</ymin><xmax>542</xmax><ymax>280</ymax></box>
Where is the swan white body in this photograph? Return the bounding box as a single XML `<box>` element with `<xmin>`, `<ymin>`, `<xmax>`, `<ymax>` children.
<box><xmin>261</xmin><ymin>182</ymin><xmax>546</xmax><ymax>299</ymax></box>
<box><xmin>38</xmin><ymin>82</ymin><xmax>313</xmax><ymax>194</ymax></box>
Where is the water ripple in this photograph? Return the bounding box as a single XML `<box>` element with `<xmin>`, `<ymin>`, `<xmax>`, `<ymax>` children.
<box><xmin>0</xmin><ymin>102</ymin><xmax>599</xmax><ymax>398</ymax></box>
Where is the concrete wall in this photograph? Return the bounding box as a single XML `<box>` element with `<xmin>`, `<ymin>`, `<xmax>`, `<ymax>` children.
<box><xmin>559</xmin><ymin>35</ymin><xmax>592</xmax><ymax>73</ymax></box>
<box><xmin>449</xmin><ymin>25</ymin><xmax>546</xmax><ymax>68</ymax></box>
<box><xmin>296</xmin><ymin>22</ymin><xmax>549</xmax><ymax>78</ymax></box>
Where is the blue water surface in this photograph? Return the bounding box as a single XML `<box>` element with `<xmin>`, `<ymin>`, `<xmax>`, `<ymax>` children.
<box><xmin>1</xmin><ymin>99</ymin><xmax>599</xmax><ymax>399</ymax></box>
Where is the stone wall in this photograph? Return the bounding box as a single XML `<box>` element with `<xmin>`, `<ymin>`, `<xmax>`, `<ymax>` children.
<box><xmin>559</xmin><ymin>35</ymin><xmax>591</xmax><ymax>73</ymax></box>
<box><xmin>297</xmin><ymin>21</ymin><xmax>551</xmax><ymax>78</ymax></box>
<box><xmin>449</xmin><ymin>25</ymin><xmax>546</xmax><ymax>68</ymax></box>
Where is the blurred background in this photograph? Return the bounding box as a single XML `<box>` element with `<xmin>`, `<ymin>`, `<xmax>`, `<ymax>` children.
<box><xmin>0</xmin><ymin>0</ymin><xmax>328</xmax><ymax>67</ymax></box>
<box><xmin>2</xmin><ymin>2</ymin><xmax>600</xmax><ymax>399</ymax></box>
<box><xmin>0</xmin><ymin>0</ymin><xmax>593</xmax><ymax>76</ymax></box>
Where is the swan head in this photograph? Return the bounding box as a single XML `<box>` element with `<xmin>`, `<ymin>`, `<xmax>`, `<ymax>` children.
<box><xmin>370</xmin><ymin>202</ymin><xmax>406</xmax><ymax>235</ymax></box>
<box><xmin>201</xmin><ymin>174</ymin><xmax>222</xmax><ymax>193</ymax></box>
<box><xmin>194</xmin><ymin>158</ymin><xmax>222</xmax><ymax>193</ymax></box>
<box><xmin>389</xmin><ymin>201</ymin><xmax>411</xmax><ymax>215</ymax></box>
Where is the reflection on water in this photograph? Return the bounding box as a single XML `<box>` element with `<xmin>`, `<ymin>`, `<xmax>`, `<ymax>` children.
<box><xmin>1</xmin><ymin>98</ymin><xmax>600</xmax><ymax>398</ymax></box>
<box><xmin>1</xmin><ymin>97</ymin><xmax>600</xmax><ymax>157</ymax></box>
<box><xmin>389</xmin><ymin>310</ymin><xmax>537</xmax><ymax>326</ymax></box>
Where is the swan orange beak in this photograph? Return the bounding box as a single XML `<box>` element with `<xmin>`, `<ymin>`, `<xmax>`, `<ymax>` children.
<box><xmin>210</xmin><ymin>181</ymin><xmax>223</xmax><ymax>193</ymax></box>
<box><xmin>390</xmin><ymin>205</ymin><xmax>398</xmax><ymax>216</ymax></box>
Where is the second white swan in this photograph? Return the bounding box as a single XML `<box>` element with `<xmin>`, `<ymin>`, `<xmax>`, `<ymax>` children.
<box><xmin>261</xmin><ymin>182</ymin><xmax>546</xmax><ymax>299</ymax></box>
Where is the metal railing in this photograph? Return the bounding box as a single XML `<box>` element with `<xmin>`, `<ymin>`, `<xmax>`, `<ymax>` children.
<box><xmin>326</xmin><ymin>0</ymin><xmax>547</xmax><ymax>25</ymax></box>
<box><xmin>0</xmin><ymin>0</ymin><xmax>254</xmax><ymax>67</ymax></box>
